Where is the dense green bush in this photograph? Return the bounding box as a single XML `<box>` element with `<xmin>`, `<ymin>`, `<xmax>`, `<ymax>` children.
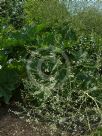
<box><xmin>24</xmin><ymin>32</ymin><xmax>102</xmax><ymax>114</ymax></box>
<box><xmin>24</xmin><ymin>0</ymin><xmax>70</xmax><ymax>25</ymax></box>
<box><xmin>21</xmin><ymin>26</ymin><xmax>102</xmax><ymax>135</ymax></box>
<box><xmin>0</xmin><ymin>17</ymin><xmax>26</xmax><ymax>103</ymax></box>
<box><xmin>0</xmin><ymin>15</ymin><xmax>76</xmax><ymax>103</ymax></box>
<box><xmin>72</xmin><ymin>7</ymin><xmax>102</xmax><ymax>36</ymax></box>
<box><xmin>0</xmin><ymin>0</ymin><xmax>25</xmax><ymax>29</ymax></box>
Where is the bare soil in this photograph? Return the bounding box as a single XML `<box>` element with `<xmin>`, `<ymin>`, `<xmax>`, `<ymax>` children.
<box><xmin>0</xmin><ymin>105</ymin><xmax>67</xmax><ymax>136</ymax></box>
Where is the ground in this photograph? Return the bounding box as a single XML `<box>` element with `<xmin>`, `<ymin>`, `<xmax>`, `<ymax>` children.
<box><xmin>0</xmin><ymin>105</ymin><xmax>68</xmax><ymax>136</ymax></box>
<box><xmin>0</xmin><ymin>104</ymin><xmax>101</xmax><ymax>136</ymax></box>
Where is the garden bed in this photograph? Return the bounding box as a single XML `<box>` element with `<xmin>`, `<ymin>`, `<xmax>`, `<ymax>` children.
<box><xmin>0</xmin><ymin>105</ymin><xmax>65</xmax><ymax>136</ymax></box>
<box><xmin>0</xmin><ymin>104</ymin><xmax>101</xmax><ymax>136</ymax></box>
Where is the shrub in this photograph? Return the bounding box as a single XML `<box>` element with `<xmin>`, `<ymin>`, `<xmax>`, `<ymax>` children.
<box><xmin>23</xmin><ymin>26</ymin><xmax>102</xmax><ymax>134</ymax></box>
<box><xmin>24</xmin><ymin>0</ymin><xmax>70</xmax><ymax>25</ymax></box>
<box><xmin>0</xmin><ymin>17</ymin><xmax>27</xmax><ymax>103</ymax></box>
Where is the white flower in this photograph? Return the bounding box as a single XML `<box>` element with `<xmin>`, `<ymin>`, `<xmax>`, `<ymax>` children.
<box><xmin>0</xmin><ymin>65</ymin><xmax>2</xmax><ymax>69</ymax></box>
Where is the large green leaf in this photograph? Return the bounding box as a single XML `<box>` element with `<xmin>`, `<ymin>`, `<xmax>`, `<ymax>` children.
<box><xmin>0</xmin><ymin>68</ymin><xmax>19</xmax><ymax>103</ymax></box>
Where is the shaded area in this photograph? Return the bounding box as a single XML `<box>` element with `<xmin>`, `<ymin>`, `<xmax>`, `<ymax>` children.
<box><xmin>0</xmin><ymin>105</ymin><xmax>101</xmax><ymax>136</ymax></box>
<box><xmin>0</xmin><ymin>106</ymin><xmax>34</xmax><ymax>136</ymax></box>
<box><xmin>0</xmin><ymin>106</ymin><xmax>65</xmax><ymax>136</ymax></box>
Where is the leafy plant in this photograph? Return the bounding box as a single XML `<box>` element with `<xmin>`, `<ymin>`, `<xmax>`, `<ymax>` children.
<box><xmin>0</xmin><ymin>68</ymin><xmax>19</xmax><ymax>103</ymax></box>
<box><xmin>23</xmin><ymin>30</ymin><xmax>102</xmax><ymax>135</ymax></box>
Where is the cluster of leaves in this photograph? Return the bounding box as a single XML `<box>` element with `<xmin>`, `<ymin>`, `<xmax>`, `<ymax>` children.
<box><xmin>24</xmin><ymin>32</ymin><xmax>102</xmax><ymax>119</ymax></box>
<box><xmin>20</xmin><ymin>23</ymin><xmax>101</xmax><ymax>135</ymax></box>
<box><xmin>0</xmin><ymin>0</ymin><xmax>25</xmax><ymax>29</ymax></box>
<box><xmin>0</xmin><ymin>12</ymin><xmax>76</xmax><ymax>103</ymax></box>
<box><xmin>72</xmin><ymin>7</ymin><xmax>102</xmax><ymax>36</ymax></box>
<box><xmin>0</xmin><ymin>17</ymin><xmax>26</xmax><ymax>103</ymax></box>
<box><xmin>24</xmin><ymin>0</ymin><xmax>70</xmax><ymax>25</ymax></box>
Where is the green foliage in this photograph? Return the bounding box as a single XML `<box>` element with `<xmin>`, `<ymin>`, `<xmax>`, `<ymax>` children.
<box><xmin>72</xmin><ymin>7</ymin><xmax>102</xmax><ymax>35</ymax></box>
<box><xmin>0</xmin><ymin>69</ymin><xmax>19</xmax><ymax>103</ymax></box>
<box><xmin>23</xmin><ymin>27</ymin><xmax>102</xmax><ymax>134</ymax></box>
<box><xmin>91</xmin><ymin>127</ymin><xmax>102</xmax><ymax>136</ymax></box>
<box><xmin>0</xmin><ymin>1</ymin><xmax>102</xmax><ymax>135</ymax></box>
<box><xmin>0</xmin><ymin>17</ymin><xmax>27</xmax><ymax>103</ymax></box>
<box><xmin>0</xmin><ymin>0</ymin><xmax>25</xmax><ymax>29</ymax></box>
<box><xmin>24</xmin><ymin>0</ymin><xmax>70</xmax><ymax>25</ymax></box>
